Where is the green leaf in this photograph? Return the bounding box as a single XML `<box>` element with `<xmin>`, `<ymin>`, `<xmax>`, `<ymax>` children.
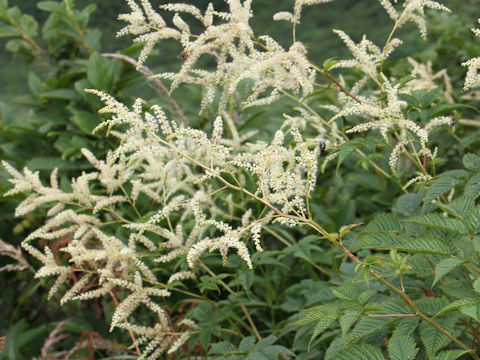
<box><xmin>419</xmin><ymin>87</ymin><xmax>441</xmax><ymax>108</ymax></box>
<box><xmin>348</xmin><ymin>316</ymin><xmax>397</xmax><ymax>343</ymax></box>
<box><xmin>323</xmin><ymin>58</ymin><xmax>339</xmax><ymax>70</ymax></box>
<box><xmin>469</xmin><ymin>209</ymin><xmax>480</xmax><ymax>234</ymax></box>
<box><xmin>388</xmin><ymin>335</ymin><xmax>418</xmax><ymax>360</ymax></box>
<box><xmin>332</xmin><ymin>285</ymin><xmax>357</xmax><ymax>301</ymax></box>
<box><xmin>433</xmin><ymin>258</ymin><xmax>464</xmax><ymax>287</ymax></box>
<box><xmin>336</xmin><ymin>344</ymin><xmax>385</xmax><ymax>360</ymax></box>
<box><xmin>71</xmin><ymin>110</ymin><xmax>99</xmax><ymax>134</ymax></box>
<box><xmin>27</xmin><ymin>72</ymin><xmax>43</xmax><ymax>97</ymax></box>
<box><xmin>239</xmin><ymin>337</ymin><xmax>256</xmax><ymax>352</ymax></box>
<box><xmin>25</xmin><ymin>157</ymin><xmax>89</xmax><ymax>171</ymax></box>
<box><xmin>339</xmin><ymin>309</ymin><xmax>361</xmax><ymax>338</ymax></box>
<box><xmin>419</xmin><ymin>318</ymin><xmax>455</xmax><ymax>358</ymax></box>
<box><xmin>435</xmin><ymin>350</ymin><xmax>470</xmax><ymax>360</ymax></box>
<box><xmin>0</xmin><ymin>25</ymin><xmax>20</xmax><ymax>37</ymax></box>
<box><xmin>299</xmin><ymin>304</ymin><xmax>339</xmax><ymax>323</ymax></box>
<box><xmin>19</xmin><ymin>14</ymin><xmax>37</xmax><ymax>37</ymax></box>
<box><xmin>437</xmin><ymin>195</ymin><xmax>475</xmax><ymax>220</ymax></box>
<box><xmin>473</xmin><ymin>278</ymin><xmax>480</xmax><ymax>294</ymax></box>
<box><xmin>431</xmin><ymin>103</ymin><xmax>479</xmax><ymax>117</ymax></box>
<box><xmin>395</xmin><ymin>237</ymin><xmax>452</xmax><ymax>255</ymax></box>
<box><xmin>40</xmin><ymin>89</ymin><xmax>81</xmax><ymax>101</ymax></box>
<box><xmin>393</xmin><ymin>317</ymin><xmax>419</xmax><ymax>337</ymax></box>
<box><xmin>303</xmin><ymin>89</ymin><xmax>329</xmax><ymax>101</ymax></box>
<box><xmin>393</xmin><ymin>191</ymin><xmax>424</xmax><ymax>217</ymax></box>
<box><xmin>458</xmin><ymin>303</ymin><xmax>480</xmax><ymax>322</ymax></box>
<box><xmin>423</xmin><ymin>177</ymin><xmax>464</xmax><ymax>211</ymax></box>
<box><xmin>434</xmin><ymin>299</ymin><xmax>480</xmax><ymax>318</ymax></box>
<box><xmin>398</xmin><ymin>93</ymin><xmax>419</xmax><ymax>107</ymax></box>
<box><xmin>463</xmin><ymin>154</ymin><xmax>480</xmax><ymax>171</ymax></box>
<box><xmin>364</xmin><ymin>214</ymin><xmax>402</xmax><ymax>233</ymax></box>
<box><xmin>37</xmin><ymin>1</ymin><xmax>64</xmax><ymax>14</ymax></box>
<box><xmin>87</xmin><ymin>52</ymin><xmax>116</xmax><ymax>91</ymax></box>
<box><xmin>465</xmin><ymin>174</ymin><xmax>480</xmax><ymax>199</ymax></box>
<box><xmin>208</xmin><ymin>341</ymin><xmax>237</xmax><ymax>355</ymax></box>
<box><xmin>303</xmin><ymin>304</ymin><xmax>340</xmax><ymax>346</ymax></box>
<box><xmin>199</xmin><ymin>326</ymin><xmax>213</xmax><ymax>350</ymax></box>
<box><xmin>239</xmin><ymin>270</ymin><xmax>254</xmax><ymax>291</ymax></box>
<box><xmin>416</xmin><ymin>297</ymin><xmax>449</xmax><ymax>316</ymax></box>
<box><xmin>334</xmin><ymin>138</ymin><xmax>364</xmax><ymax>168</ymax></box>
<box><xmin>353</xmin><ymin>232</ymin><xmax>405</xmax><ymax>251</ymax></box>
<box><xmin>393</xmin><ymin>75</ymin><xmax>416</xmax><ymax>88</ymax></box>
<box><xmin>404</xmin><ymin>214</ymin><xmax>469</xmax><ymax>234</ymax></box>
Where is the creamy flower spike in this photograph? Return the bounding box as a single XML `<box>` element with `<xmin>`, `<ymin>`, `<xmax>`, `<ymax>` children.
<box><xmin>117</xmin><ymin>0</ymin><xmax>321</xmax><ymax>112</ymax></box>
<box><xmin>463</xmin><ymin>19</ymin><xmax>480</xmax><ymax>90</ymax></box>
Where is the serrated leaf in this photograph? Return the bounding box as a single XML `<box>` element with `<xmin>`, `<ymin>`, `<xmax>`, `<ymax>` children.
<box><xmin>463</xmin><ymin>153</ymin><xmax>480</xmax><ymax>171</ymax></box>
<box><xmin>473</xmin><ymin>278</ymin><xmax>480</xmax><ymax>293</ymax></box>
<box><xmin>419</xmin><ymin>87</ymin><xmax>441</xmax><ymax>108</ymax></box>
<box><xmin>433</xmin><ymin>258</ymin><xmax>464</xmax><ymax>287</ymax></box>
<box><xmin>435</xmin><ymin>350</ymin><xmax>470</xmax><ymax>360</ymax></box>
<box><xmin>208</xmin><ymin>341</ymin><xmax>237</xmax><ymax>355</ymax></box>
<box><xmin>309</xmin><ymin>312</ymin><xmax>339</xmax><ymax>346</ymax></box>
<box><xmin>332</xmin><ymin>285</ymin><xmax>357</xmax><ymax>301</ymax></box>
<box><xmin>416</xmin><ymin>297</ymin><xmax>448</xmax><ymax>316</ymax></box>
<box><xmin>365</xmin><ymin>214</ymin><xmax>402</xmax><ymax>232</ymax></box>
<box><xmin>301</xmin><ymin>304</ymin><xmax>340</xmax><ymax>323</ymax></box>
<box><xmin>255</xmin><ymin>335</ymin><xmax>276</xmax><ymax>349</ymax></box>
<box><xmin>393</xmin><ymin>317</ymin><xmax>419</xmax><ymax>337</ymax></box>
<box><xmin>437</xmin><ymin>195</ymin><xmax>475</xmax><ymax>220</ymax></box>
<box><xmin>348</xmin><ymin>316</ymin><xmax>397</xmax><ymax>343</ymax></box>
<box><xmin>458</xmin><ymin>303</ymin><xmax>480</xmax><ymax>321</ymax></box>
<box><xmin>336</xmin><ymin>344</ymin><xmax>385</xmax><ymax>360</ymax></box>
<box><xmin>469</xmin><ymin>208</ymin><xmax>480</xmax><ymax>234</ymax></box>
<box><xmin>395</xmin><ymin>237</ymin><xmax>451</xmax><ymax>255</ymax></box>
<box><xmin>465</xmin><ymin>174</ymin><xmax>480</xmax><ymax>199</ymax></box>
<box><xmin>239</xmin><ymin>336</ymin><xmax>256</xmax><ymax>352</ymax></box>
<box><xmin>405</xmin><ymin>214</ymin><xmax>468</xmax><ymax>234</ymax></box>
<box><xmin>339</xmin><ymin>309</ymin><xmax>361</xmax><ymax>337</ymax></box>
<box><xmin>353</xmin><ymin>232</ymin><xmax>405</xmax><ymax>251</ymax></box>
<box><xmin>334</xmin><ymin>139</ymin><xmax>364</xmax><ymax>168</ymax></box>
<box><xmin>388</xmin><ymin>335</ymin><xmax>418</xmax><ymax>360</ymax></box>
<box><xmin>423</xmin><ymin>177</ymin><xmax>464</xmax><ymax>210</ymax></box>
<box><xmin>434</xmin><ymin>299</ymin><xmax>479</xmax><ymax>318</ymax></box>
<box><xmin>393</xmin><ymin>191</ymin><xmax>424</xmax><ymax>217</ymax></box>
<box><xmin>419</xmin><ymin>318</ymin><xmax>455</xmax><ymax>357</ymax></box>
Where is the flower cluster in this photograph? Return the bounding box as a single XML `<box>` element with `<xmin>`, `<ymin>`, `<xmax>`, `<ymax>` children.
<box><xmin>117</xmin><ymin>0</ymin><xmax>323</xmax><ymax>112</ymax></box>
<box><xmin>2</xmin><ymin>0</ymin><xmax>460</xmax><ymax>357</ymax></box>
<box><xmin>3</xmin><ymin>85</ymin><xmax>319</xmax><ymax>357</ymax></box>
<box><xmin>463</xmin><ymin>19</ymin><xmax>480</xmax><ymax>90</ymax></box>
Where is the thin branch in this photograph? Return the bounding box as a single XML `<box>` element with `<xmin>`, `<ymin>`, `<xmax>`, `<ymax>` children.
<box><xmin>102</xmin><ymin>53</ymin><xmax>188</xmax><ymax>124</ymax></box>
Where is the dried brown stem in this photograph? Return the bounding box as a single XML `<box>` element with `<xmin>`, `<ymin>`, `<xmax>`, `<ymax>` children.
<box><xmin>102</xmin><ymin>53</ymin><xmax>188</xmax><ymax>124</ymax></box>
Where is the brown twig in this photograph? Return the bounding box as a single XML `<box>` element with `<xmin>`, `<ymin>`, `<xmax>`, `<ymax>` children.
<box><xmin>102</xmin><ymin>53</ymin><xmax>188</xmax><ymax>124</ymax></box>
<box><xmin>321</xmin><ymin>71</ymin><xmax>362</xmax><ymax>104</ymax></box>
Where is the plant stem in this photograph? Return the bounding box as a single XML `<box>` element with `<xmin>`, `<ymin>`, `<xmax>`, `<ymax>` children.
<box><xmin>199</xmin><ymin>262</ymin><xmax>262</xmax><ymax>340</ymax></box>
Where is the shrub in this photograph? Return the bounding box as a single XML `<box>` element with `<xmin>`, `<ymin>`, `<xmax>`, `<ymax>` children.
<box><xmin>2</xmin><ymin>0</ymin><xmax>480</xmax><ymax>359</ymax></box>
